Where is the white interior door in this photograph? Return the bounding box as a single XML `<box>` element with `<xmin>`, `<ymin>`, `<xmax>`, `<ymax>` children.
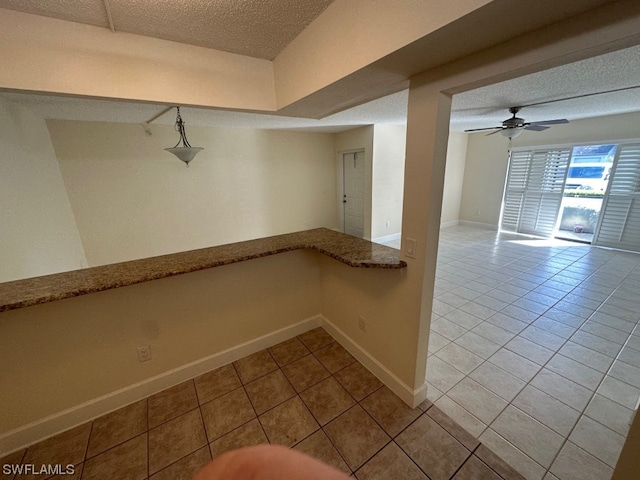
<box><xmin>593</xmin><ymin>143</ymin><xmax>640</xmax><ymax>252</ymax></box>
<box><xmin>343</xmin><ymin>151</ymin><xmax>365</xmax><ymax>238</ymax></box>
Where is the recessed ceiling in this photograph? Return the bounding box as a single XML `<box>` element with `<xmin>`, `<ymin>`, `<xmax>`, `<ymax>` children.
<box><xmin>0</xmin><ymin>0</ymin><xmax>334</xmax><ymax>60</ymax></box>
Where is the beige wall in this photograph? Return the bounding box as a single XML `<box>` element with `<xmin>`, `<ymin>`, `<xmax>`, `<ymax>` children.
<box><xmin>274</xmin><ymin>0</ymin><xmax>492</xmax><ymax>109</ymax></box>
<box><xmin>458</xmin><ymin>131</ymin><xmax>508</xmax><ymax>226</ymax></box>
<box><xmin>0</xmin><ymin>98</ymin><xmax>87</xmax><ymax>283</ymax></box>
<box><xmin>334</xmin><ymin>126</ymin><xmax>374</xmax><ymax>239</ymax></box>
<box><xmin>0</xmin><ymin>250</ymin><xmax>320</xmax><ymax>435</ymax></box>
<box><xmin>48</xmin><ymin>120</ymin><xmax>339</xmax><ymax>267</ymax></box>
<box><xmin>0</xmin><ymin>9</ymin><xmax>275</xmax><ymax>112</ymax></box>
<box><xmin>372</xmin><ymin>125</ymin><xmax>406</xmax><ymax>239</ymax></box>
<box><xmin>441</xmin><ymin>132</ymin><xmax>469</xmax><ymax>226</ymax></box>
<box><xmin>459</xmin><ymin>111</ymin><xmax>640</xmax><ymax>226</ymax></box>
<box><xmin>319</xmin><ymin>256</ymin><xmax>420</xmax><ymax>389</ymax></box>
<box><xmin>369</xmin><ymin>127</ymin><xmax>468</xmax><ymax>237</ymax></box>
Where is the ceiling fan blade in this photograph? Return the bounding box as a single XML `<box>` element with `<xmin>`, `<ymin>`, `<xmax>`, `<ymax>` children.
<box><xmin>527</xmin><ymin>118</ymin><xmax>569</xmax><ymax>126</ymax></box>
<box><xmin>524</xmin><ymin>125</ymin><xmax>549</xmax><ymax>132</ymax></box>
<box><xmin>486</xmin><ymin>129</ymin><xmax>503</xmax><ymax>136</ymax></box>
<box><xmin>464</xmin><ymin>126</ymin><xmax>501</xmax><ymax>132</ymax></box>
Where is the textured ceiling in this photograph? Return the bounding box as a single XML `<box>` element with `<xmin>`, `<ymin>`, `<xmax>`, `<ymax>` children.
<box><xmin>0</xmin><ymin>0</ymin><xmax>334</xmax><ymax>59</ymax></box>
<box><xmin>0</xmin><ymin>0</ymin><xmax>108</xmax><ymax>27</ymax></box>
<box><xmin>450</xmin><ymin>44</ymin><xmax>640</xmax><ymax>131</ymax></box>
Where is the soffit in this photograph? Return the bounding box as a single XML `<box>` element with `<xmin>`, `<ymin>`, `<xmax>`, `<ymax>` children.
<box><xmin>275</xmin><ymin>0</ymin><xmax>617</xmax><ymax>118</ymax></box>
<box><xmin>1</xmin><ymin>0</ymin><xmax>639</xmax><ymax>132</ymax></box>
<box><xmin>4</xmin><ymin>35</ymin><xmax>640</xmax><ymax>135</ymax></box>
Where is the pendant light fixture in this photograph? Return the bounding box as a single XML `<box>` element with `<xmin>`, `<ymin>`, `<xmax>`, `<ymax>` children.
<box><xmin>165</xmin><ymin>107</ymin><xmax>203</xmax><ymax>167</ymax></box>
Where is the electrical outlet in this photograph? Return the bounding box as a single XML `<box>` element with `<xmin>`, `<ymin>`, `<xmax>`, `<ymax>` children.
<box><xmin>137</xmin><ymin>345</ymin><xmax>152</xmax><ymax>362</ymax></box>
<box><xmin>358</xmin><ymin>316</ymin><xmax>367</xmax><ymax>332</ymax></box>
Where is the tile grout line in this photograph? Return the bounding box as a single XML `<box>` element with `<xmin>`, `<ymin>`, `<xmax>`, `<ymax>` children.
<box><xmin>192</xmin><ymin>379</ymin><xmax>216</xmax><ymax>468</ymax></box>
<box><xmin>82</xmin><ymin>419</ymin><xmax>94</xmax><ymax>475</ymax></box>
<box><xmin>320</xmin><ymin>364</ymin><xmax>382</xmax><ymax>476</ymax></box>
<box><xmin>542</xmin><ymin>316</ymin><xmax>640</xmax><ymax>476</ymax></box>
<box><xmin>536</xmin><ymin>258</ymin><xmax>640</xmax><ymax>475</ymax></box>
<box><xmin>431</xmin><ymin>234</ymin><xmax>640</xmax><ymax>478</ymax></box>
<box><xmin>390</xmin><ymin>408</ymin><xmax>469</xmax><ymax>480</ymax></box>
<box><xmin>145</xmin><ymin>341</ymin><xmax>314</xmax><ymax>476</ymax></box>
<box><xmin>265</xmin><ymin>339</ymin><xmax>357</xmax><ymax>474</ymax></box>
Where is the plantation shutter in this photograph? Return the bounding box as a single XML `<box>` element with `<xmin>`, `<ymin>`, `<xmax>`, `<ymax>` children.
<box><xmin>502</xmin><ymin>148</ymin><xmax>571</xmax><ymax>237</ymax></box>
<box><xmin>501</xmin><ymin>150</ymin><xmax>532</xmax><ymax>232</ymax></box>
<box><xmin>593</xmin><ymin>143</ymin><xmax>640</xmax><ymax>252</ymax></box>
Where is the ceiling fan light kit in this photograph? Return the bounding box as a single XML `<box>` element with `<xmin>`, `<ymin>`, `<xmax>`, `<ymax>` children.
<box><xmin>500</xmin><ymin>126</ymin><xmax>524</xmax><ymax>139</ymax></box>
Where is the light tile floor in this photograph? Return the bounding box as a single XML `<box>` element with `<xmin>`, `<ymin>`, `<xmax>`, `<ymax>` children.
<box><xmin>1</xmin><ymin>327</ymin><xmax>525</xmax><ymax>480</ymax></box>
<box><xmin>426</xmin><ymin>225</ymin><xmax>640</xmax><ymax>480</ymax></box>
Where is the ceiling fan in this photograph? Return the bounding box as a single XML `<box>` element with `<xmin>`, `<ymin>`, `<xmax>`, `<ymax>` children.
<box><xmin>465</xmin><ymin>106</ymin><xmax>569</xmax><ymax>138</ymax></box>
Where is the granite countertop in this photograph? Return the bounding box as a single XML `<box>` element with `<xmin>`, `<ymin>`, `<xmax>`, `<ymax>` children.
<box><xmin>0</xmin><ymin>228</ymin><xmax>406</xmax><ymax>312</ymax></box>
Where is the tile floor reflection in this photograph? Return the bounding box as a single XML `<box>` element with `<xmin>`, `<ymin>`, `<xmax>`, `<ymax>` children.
<box><xmin>427</xmin><ymin>225</ymin><xmax>640</xmax><ymax>480</ymax></box>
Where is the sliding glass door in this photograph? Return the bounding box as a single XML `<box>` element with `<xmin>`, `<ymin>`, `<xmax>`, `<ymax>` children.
<box><xmin>501</xmin><ymin>141</ymin><xmax>640</xmax><ymax>253</ymax></box>
<box><xmin>555</xmin><ymin>144</ymin><xmax>615</xmax><ymax>243</ymax></box>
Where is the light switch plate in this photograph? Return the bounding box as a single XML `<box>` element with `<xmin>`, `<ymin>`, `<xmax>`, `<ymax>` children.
<box><xmin>405</xmin><ymin>238</ymin><xmax>417</xmax><ymax>258</ymax></box>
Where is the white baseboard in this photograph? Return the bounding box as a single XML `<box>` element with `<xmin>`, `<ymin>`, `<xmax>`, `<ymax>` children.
<box><xmin>458</xmin><ymin>220</ymin><xmax>499</xmax><ymax>230</ymax></box>
<box><xmin>319</xmin><ymin>316</ymin><xmax>427</xmax><ymax>408</ymax></box>
<box><xmin>440</xmin><ymin>220</ymin><xmax>460</xmax><ymax>229</ymax></box>
<box><xmin>371</xmin><ymin>232</ymin><xmax>401</xmax><ymax>244</ymax></box>
<box><xmin>0</xmin><ymin>315</ymin><xmax>322</xmax><ymax>457</ymax></box>
<box><xmin>1</xmin><ymin>314</ymin><xmax>427</xmax><ymax>455</ymax></box>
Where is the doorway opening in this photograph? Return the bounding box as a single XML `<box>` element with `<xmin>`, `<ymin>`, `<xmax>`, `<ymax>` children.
<box><xmin>554</xmin><ymin>144</ymin><xmax>615</xmax><ymax>244</ymax></box>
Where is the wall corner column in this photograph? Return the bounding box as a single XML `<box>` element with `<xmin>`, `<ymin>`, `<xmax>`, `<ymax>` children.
<box><xmin>402</xmin><ymin>79</ymin><xmax>452</xmax><ymax>391</ymax></box>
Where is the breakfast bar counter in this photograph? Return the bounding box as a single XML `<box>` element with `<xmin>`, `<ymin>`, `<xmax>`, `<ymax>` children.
<box><xmin>0</xmin><ymin>228</ymin><xmax>406</xmax><ymax>312</ymax></box>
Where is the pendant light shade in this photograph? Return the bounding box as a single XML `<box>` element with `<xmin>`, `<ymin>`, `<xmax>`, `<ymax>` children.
<box><xmin>164</xmin><ymin>147</ymin><xmax>203</xmax><ymax>164</ymax></box>
<box><xmin>165</xmin><ymin>107</ymin><xmax>203</xmax><ymax>167</ymax></box>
